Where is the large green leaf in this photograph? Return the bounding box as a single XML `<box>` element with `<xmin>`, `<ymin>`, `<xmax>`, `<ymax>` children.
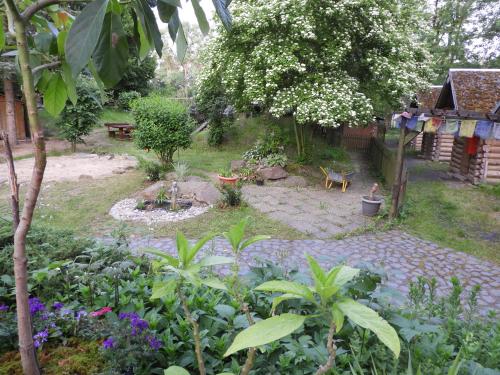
<box><xmin>144</xmin><ymin>248</ymin><xmax>179</xmax><ymax>267</ymax></box>
<box><xmin>151</xmin><ymin>279</ymin><xmax>176</xmax><ymax>299</ymax></box>
<box><xmin>92</xmin><ymin>12</ymin><xmax>129</xmax><ymax>87</ymax></box>
<box><xmin>224</xmin><ymin>313</ymin><xmax>305</xmax><ymax>357</ymax></box>
<box><xmin>201</xmin><ymin>278</ymin><xmax>227</xmax><ymax>291</ymax></box>
<box><xmin>223</xmin><ymin>218</ymin><xmax>247</xmax><ymax>252</ymax></box>
<box><xmin>255</xmin><ymin>280</ymin><xmax>315</xmax><ymax>302</ymax></box>
<box><xmin>212</xmin><ymin>0</ymin><xmax>232</xmax><ymax>30</ymax></box>
<box><xmin>332</xmin><ymin>266</ymin><xmax>360</xmax><ymax>287</ymax></box>
<box><xmin>167</xmin><ymin>9</ymin><xmax>181</xmax><ymax>41</ymax></box>
<box><xmin>164</xmin><ymin>366</ymin><xmax>190</xmax><ymax>375</ymax></box>
<box><xmin>337</xmin><ymin>299</ymin><xmax>400</xmax><ymax>358</ymax></box>
<box><xmin>306</xmin><ymin>254</ymin><xmax>326</xmax><ymax>288</ymax></box>
<box><xmin>176</xmin><ymin>232</ymin><xmax>189</xmax><ymax>266</ymax></box>
<box><xmin>157</xmin><ymin>1</ymin><xmax>177</xmax><ymax>23</ymax></box>
<box><xmin>61</xmin><ymin>62</ymin><xmax>77</xmax><ymax>105</ymax></box>
<box><xmin>43</xmin><ymin>74</ymin><xmax>68</xmax><ymax>116</ymax></box>
<box><xmin>331</xmin><ymin>304</ymin><xmax>345</xmax><ymax>333</ymax></box>
<box><xmin>271</xmin><ymin>293</ymin><xmax>301</xmax><ymax>314</ymax></box>
<box><xmin>65</xmin><ymin>0</ymin><xmax>109</xmax><ymax>77</ymax></box>
<box><xmin>133</xmin><ymin>0</ymin><xmax>163</xmax><ymax>56</ymax></box>
<box><xmin>240</xmin><ymin>235</ymin><xmax>270</xmax><ymax>252</ymax></box>
<box><xmin>185</xmin><ymin>232</ymin><xmax>215</xmax><ymax>265</ymax></box>
<box><xmin>191</xmin><ymin>0</ymin><xmax>210</xmax><ymax>35</ymax></box>
<box><xmin>197</xmin><ymin>255</ymin><xmax>233</xmax><ymax>267</ymax></box>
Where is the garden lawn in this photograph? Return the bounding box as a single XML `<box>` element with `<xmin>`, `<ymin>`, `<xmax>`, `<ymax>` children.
<box><xmin>401</xmin><ymin>179</ymin><xmax>500</xmax><ymax>264</ymax></box>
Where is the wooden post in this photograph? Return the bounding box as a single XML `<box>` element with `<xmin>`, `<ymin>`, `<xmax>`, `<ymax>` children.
<box><xmin>389</xmin><ymin>116</ymin><xmax>407</xmax><ymax>219</ymax></box>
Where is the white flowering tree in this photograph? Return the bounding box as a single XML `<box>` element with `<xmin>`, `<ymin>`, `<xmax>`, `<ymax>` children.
<box><xmin>198</xmin><ymin>0</ymin><xmax>432</xmax><ymax>157</ymax></box>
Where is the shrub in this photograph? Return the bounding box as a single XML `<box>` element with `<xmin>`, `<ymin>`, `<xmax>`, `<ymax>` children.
<box><xmin>131</xmin><ymin>96</ymin><xmax>193</xmax><ymax>165</ymax></box>
<box><xmin>262</xmin><ymin>153</ymin><xmax>288</xmax><ymax>167</ymax></box>
<box><xmin>173</xmin><ymin>161</ymin><xmax>190</xmax><ymax>181</ymax></box>
<box><xmin>218</xmin><ymin>183</ymin><xmax>242</xmax><ymax>207</ymax></box>
<box><xmin>56</xmin><ymin>78</ymin><xmax>102</xmax><ymax>152</ymax></box>
<box><xmin>117</xmin><ymin>90</ymin><xmax>141</xmax><ymax>110</ymax></box>
<box><xmin>137</xmin><ymin>157</ymin><xmax>164</xmax><ymax>181</ymax></box>
<box><xmin>243</xmin><ymin>126</ymin><xmax>285</xmax><ymax>162</ymax></box>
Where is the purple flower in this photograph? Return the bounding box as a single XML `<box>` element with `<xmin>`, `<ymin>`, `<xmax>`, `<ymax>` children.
<box><xmin>76</xmin><ymin>310</ymin><xmax>87</xmax><ymax>321</ymax></box>
<box><xmin>29</xmin><ymin>297</ymin><xmax>45</xmax><ymax>316</ymax></box>
<box><xmin>103</xmin><ymin>337</ymin><xmax>115</xmax><ymax>349</ymax></box>
<box><xmin>52</xmin><ymin>302</ymin><xmax>64</xmax><ymax>310</ymax></box>
<box><xmin>33</xmin><ymin>329</ymin><xmax>49</xmax><ymax>348</ymax></box>
<box><xmin>0</xmin><ymin>304</ymin><xmax>8</xmax><ymax>312</ymax></box>
<box><xmin>119</xmin><ymin>312</ymin><xmax>149</xmax><ymax>335</ymax></box>
<box><xmin>146</xmin><ymin>335</ymin><xmax>162</xmax><ymax>351</ymax></box>
<box><xmin>118</xmin><ymin>312</ymin><xmax>140</xmax><ymax>321</ymax></box>
<box><xmin>61</xmin><ymin>308</ymin><xmax>73</xmax><ymax>317</ymax></box>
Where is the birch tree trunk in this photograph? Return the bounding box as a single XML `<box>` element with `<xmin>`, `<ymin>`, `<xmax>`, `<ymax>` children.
<box><xmin>4</xmin><ymin>78</ymin><xmax>17</xmax><ymax>146</ymax></box>
<box><xmin>5</xmin><ymin>0</ymin><xmax>46</xmax><ymax>373</ymax></box>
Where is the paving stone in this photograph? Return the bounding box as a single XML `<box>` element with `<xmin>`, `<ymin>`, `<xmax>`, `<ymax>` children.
<box><xmin>128</xmin><ymin>229</ymin><xmax>499</xmax><ymax>316</ymax></box>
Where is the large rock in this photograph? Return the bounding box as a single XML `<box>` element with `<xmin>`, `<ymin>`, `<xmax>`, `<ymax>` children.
<box><xmin>231</xmin><ymin>160</ymin><xmax>246</xmax><ymax>172</ymax></box>
<box><xmin>258</xmin><ymin>166</ymin><xmax>288</xmax><ymax>180</ymax></box>
<box><xmin>177</xmin><ymin>181</ymin><xmax>221</xmax><ymax>205</ymax></box>
<box><xmin>139</xmin><ymin>181</ymin><xmax>167</xmax><ymax>201</ymax></box>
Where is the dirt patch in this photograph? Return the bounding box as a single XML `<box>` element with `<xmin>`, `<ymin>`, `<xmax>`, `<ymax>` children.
<box><xmin>1</xmin><ymin>154</ymin><xmax>137</xmax><ymax>185</ymax></box>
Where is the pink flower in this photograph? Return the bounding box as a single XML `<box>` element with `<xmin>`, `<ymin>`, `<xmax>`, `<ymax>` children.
<box><xmin>90</xmin><ymin>307</ymin><xmax>112</xmax><ymax>317</ymax></box>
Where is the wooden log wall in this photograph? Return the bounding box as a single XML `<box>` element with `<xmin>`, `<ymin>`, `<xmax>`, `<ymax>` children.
<box><xmin>432</xmin><ymin>133</ymin><xmax>454</xmax><ymax>162</ymax></box>
<box><xmin>414</xmin><ymin>133</ymin><xmax>423</xmax><ymax>152</ymax></box>
<box><xmin>484</xmin><ymin>139</ymin><xmax>500</xmax><ymax>184</ymax></box>
<box><xmin>449</xmin><ymin>137</ymin><xmax>465</xmax><ymax>176</ymax></box>
<box><xmin>422</xmin><ymin>133</ymin><xmax>435</xmax><ymax>160</ymax></box>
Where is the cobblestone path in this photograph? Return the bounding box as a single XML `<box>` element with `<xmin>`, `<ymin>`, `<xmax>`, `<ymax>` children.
<box><xmin>130</xmin><ymin>230</ymin><xmax>499</xmax><ymax>315</ymax></box>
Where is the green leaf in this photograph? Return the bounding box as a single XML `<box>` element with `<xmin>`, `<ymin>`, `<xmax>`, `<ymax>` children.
<box><xmin>175</xmin><ymin>23</ymin><xmax>188</xmax><ymax>63</ymax></box>
<box><xmin>144</xmin><ymin>248</ymin><xmax>179</xmax><ymax>267</ymax></box>
<box><xmin>61</xmin><ymin>62</ymin><xmax>77</xmax><ymax>105</ymax></box>
<box><xmin>133</xmin><ymin>0</ymin><xmax>163</xmax><ymax>56</ymax></box>
<box><xmin>158</xmin><ymin>2</ymin><xmax>177</xmax><ymax>24</ymax></box>
<box><xmin>306</xmin><ymin>254</ymin><xmax>326</xmax><ymax>288</ymax></box>
<box><xmin>447</xmin><ymin>348</ymin><xmax>463</xmax><ymax>375</ymax></box>
<box><xmin>223</xmin><ymin>218</ymin><xmax>247</xmax><ymax>253</ymax></box>
<box><xmin>44</xmin><ymin>74</ymin><xmax>68</xmax><ymax>116</ymax></box>
<box><xmin>151</xmin><ymin>279</ymin><xmax>176</xmax><ymax>299</ymax></box>
<box><xmin>167</xmin><ymin>8</ymin><xmax>181</xmax><ymax>41</ymax></box>
<box><xmin>255</xmin><ymin>280</ymin><xmax>315</xmax><ymax>302</ymax></box>
<box><xmin>197</xmin><ymin>255</ymin><xmax>233</xmax><ymax>267</ymax></box>
<box><xmin>164</xmin><ymin>366</ymin><xmax>190</xmax><ymax>375</ymax></box>
<box><xmin>332</xmin><ymin>266</ymin><xmax>360</xmax><ymax>287</ymax></box>
<box><xmin>176</xmin><ymin>232</ymin><xmax>189</xmax><ymax>267</ymax></box>
<box><xmin>201</xmin><ymin>278</ymin><xmax>227</xmax><ymax>291</ymax></box>
<box><xmin>191</xmin><ymin>0</ymin><xmax>210</xmax><ymax>35</ymax></box>
<box><xmin>0</xmin><ymin>18</ymin><xmax>5</xmax><ymax>51</ymax></box>
<box><xmin>224</xmin><ymin>313</ymin><xmax>306</xmax><ymax>357</ymax></box>
<box><xmin>212</xmin><ymin>0</ymin><xmax>232</xmax><ymax>30</ymax></box>
<box><xmin>186</xmin><ymin>232</ymin><xmax>215</xmax><ymax>265</ymax></box>
<box><xmin>158</xmin><ymin>0</ymin><xmax>181</xmax><ymax>6</ymax></box>
<box><xmin>87</xmin><ymin>60</ymin><xmax>107</xmax><ymax>103</ymax></box>
<box><xmin>136</xmin><ymin>20</ymin><xmax>150</xmax><ymax>60</ymax></box>
<box><xmin>65</xmin><ymin>0</ymin><xmax>109</xmax><ymax>77</ymax></box>
<box><xmin>240</xmin><ymin>235</ymin><xmax>270</xmax><ymax>252</ymax></box>
<box><xmin>57</xmin><ymin>31</ymin><xmax>67</xmax><ymax>57</ymax></box>
<box><xmin>92</xmin><ymin>12</ymin><xmax>129</xmax><ymax>88</ymax></box>
<box><xmin>331</xmin><ymin>304</ymin><xmax>345</xmax><ymax>333</ymax></box>
<box><xmin>271</xmin><ymin>293</ymin><xmax>301</xmax><ymax>314</ymax></box>
<box><xmin>337</xmin><ymin>299</ymin><xmax>400</xmax><ymax>358</ymax></box>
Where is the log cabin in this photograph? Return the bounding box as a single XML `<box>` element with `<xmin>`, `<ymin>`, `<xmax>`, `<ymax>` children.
<box><xmin>416</xmin><ymin>86</ymin><xmax>442</xmax><ymax>157</ymax></box>
<box><xmin>438</xmin><ymin>69</ymin><xmax>500</xmax><ymax>184</ymax></box>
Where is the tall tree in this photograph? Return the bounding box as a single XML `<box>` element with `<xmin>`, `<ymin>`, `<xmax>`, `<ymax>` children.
<box><xmin>0</xmin><ymin>0</ymin><xmax>231</xmax><ymax>372</ymax></box>
<box><xmin>198</xmin><ymin>0</ymin><xmax>432</xmax><ymax>157</ymax></box>
<box><xmin>427</xmin><ymin>0</ymin><xmax>500</xmax><ymax>81</ymax></box>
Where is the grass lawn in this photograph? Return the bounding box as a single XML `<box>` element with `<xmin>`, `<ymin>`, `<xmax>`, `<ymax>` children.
<box><xmin>1</xmin><ymin>111</ymin><xmax>304</xmax><ymax>239</ymax></box>
<box><xmin>401</xmin><ymin>172</ymin><xmax>500</xmax><ymax>264</ymax></box>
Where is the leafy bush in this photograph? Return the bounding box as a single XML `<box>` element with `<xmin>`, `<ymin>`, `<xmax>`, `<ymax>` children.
<box><xmin>173</xmin><ymin>161</ymin><xmax>190</xmax><ymax>181</ymax></box>
<box><xmin>117</xmin><ymin>90</ymin><xmax>141</xmax><ymax>110</ymax></box>
<box><xmin>131</xmin><ymin>96</ymin><xmax>193</xmax><ymax>165</ymax></box>
<box><xmin>262</xmin><ymin>153</ymin><xmax>288</xmax><ymax>167</ymax></box>
<box><xmin>243</xmin><ymin>126</ymin><xmax>286</xmax><ymax>163</ymax></box>
<box><xmin>138</xmin><ymin>157</ymin><xmax>165</xmax><ymax>181</ymax></box>
<box><xmin>218</xmin><ymin>183</ymin><xmax>242</xmax><ymax>207</ymax></box>
<box><xmin>55</xmin><ymin>78</ymin><xmax>102</xmax><ymax>152</ymax></box>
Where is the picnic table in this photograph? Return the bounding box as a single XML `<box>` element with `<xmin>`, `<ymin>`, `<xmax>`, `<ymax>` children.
<box><xmin>105</xmin><ymin>123</ymin><xmax>135</xmax><ymax>141</ymax></box>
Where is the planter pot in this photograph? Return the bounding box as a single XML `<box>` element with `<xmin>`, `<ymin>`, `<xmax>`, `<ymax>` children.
<box><xmin>361</xmin><ymin>195</ymin><xmax>383</xmax><ymax>217</ymax></box>
<box><xmin>256</xmin><ymin>179</ymin><xmax>264</xmax><ymax>186</ymax></box>
<box><xmin>218</xmin><ymin>175</ymin><xmax>239</xmax><ymax>185</ymax></box>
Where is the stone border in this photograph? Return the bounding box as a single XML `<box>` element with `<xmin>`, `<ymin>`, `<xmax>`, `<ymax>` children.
<box><xmin>109</xmin><ymin>198</ymin><xmax>209</xmax><ymax>225</ymax></box>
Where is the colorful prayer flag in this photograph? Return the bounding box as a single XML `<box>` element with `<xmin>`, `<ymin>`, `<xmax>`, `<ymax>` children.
<box><xmin>442</xmin><ymin>119</ymin><xmax>459</xmax><ymax>134</ymax></box>
<box><xmin>474</xmin><ymin>120</ymin><xmax>493</xmax><ymax>139</ymax></box>
<box><xmin>459</xmin><ymin>120</ymin><xmax>476</xmax><ymax>138</ymax></box>
<box><xmin>424</xmin><ymin>117</ymin><xmax>441</xmax><ymax>133</ymax></box>
<box><xmin>415</xmin><ymin>121</ymin><xmax>424</xmax><ymax>132</ymax></box>
<box><xmin>406</xmin><ymin>116</ymin><xmax>418</xmax><ymax>130</ymax></box>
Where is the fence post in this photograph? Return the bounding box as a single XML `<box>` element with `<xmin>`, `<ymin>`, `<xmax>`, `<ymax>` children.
<box><xmin>389</xmin><ymin>116</ymin><xmax>408</xmax><ymax>219</ymax></box>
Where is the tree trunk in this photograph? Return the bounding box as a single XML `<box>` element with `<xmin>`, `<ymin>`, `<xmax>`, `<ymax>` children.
<box><xmin>1</xmin><ymin>132</ymin><xmax>20</xmax><ymax>229</ymax></box>
<box><xmin>4</xmin><ymin>78</ymin><xmax>17</xmax><ymax>146</ymax></box>
<box><xmin>389</xmin><ymin>117</ymin><xmax>407</xmax><ymax>219</ymax></box>
<box><xmin>6</xmin><ymin>1</ymin><xmax>47</xmax><ymax>373</ymax></box>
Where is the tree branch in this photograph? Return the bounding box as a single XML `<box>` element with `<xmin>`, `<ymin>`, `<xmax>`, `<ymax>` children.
<box><xmin>1</xmin><ymin>132</ymin><xmax>20</xmax><ymax>229</ymax></box>
<box><xmin>4</xmin><ymin>0</ymin><xmax>23</xmax><ymax>23</ymax></box>
<box><xmin>22</xmin><ymin>0</ymin><xmax>92</xmax><ymax>21</ymax></box>
<box><xmin>32</xmin><ymin>61</ymin><xmax>61</xmax><ymax>74</ymax></box>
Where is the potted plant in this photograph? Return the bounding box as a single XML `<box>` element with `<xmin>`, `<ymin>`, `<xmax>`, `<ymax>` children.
<box><xmin>218</xmin><ymin>168</ymin><xmax>239</xmax><ymax>185</ymax></box>
<box><xmin>362</xmin><ymin>183</ymin><xmax>383</xmax><ymax>217</ymax></box>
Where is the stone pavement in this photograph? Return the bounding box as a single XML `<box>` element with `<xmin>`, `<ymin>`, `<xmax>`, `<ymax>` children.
<box><xmin>242</xmin><ymin>153</ymin><xmax>378</xmax><ymax>239</ymax></box>
<box><xmin>130</xmin><ymin>230</ymin><xmax>499</xmax><ymax>315</ymax></box>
